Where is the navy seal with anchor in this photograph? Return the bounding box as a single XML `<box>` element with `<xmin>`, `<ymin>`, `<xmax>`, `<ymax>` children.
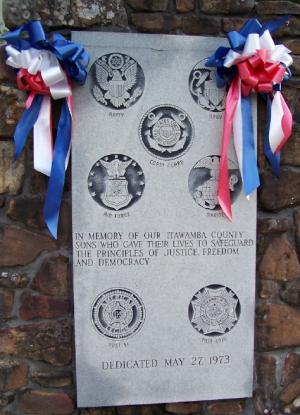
<box><xmin>88</xmin><ymin>154</ymin><xmax>145</xmax><ymax>211</ymax></box>
<box><xmin>189</xmin><ymin>60</ymin><xmax>226</xmax><ymax>112</ymax></box>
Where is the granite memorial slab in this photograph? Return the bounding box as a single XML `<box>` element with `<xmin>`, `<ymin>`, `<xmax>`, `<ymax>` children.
<box><xmin>71</xmin><ymin>32</ymin><xmax>257</xmax><ymax>407</ymax></box>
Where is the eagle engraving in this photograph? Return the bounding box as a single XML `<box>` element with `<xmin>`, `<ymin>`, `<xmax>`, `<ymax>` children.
<box><xmin>95</xmin><ymin>58</ymin><xmax>138</xmax><ymax>108</ymax></box>
<box><xmin>100</xmin><ymin>159</ymin><xmax>132</xmax><ymax>178</ymax></box>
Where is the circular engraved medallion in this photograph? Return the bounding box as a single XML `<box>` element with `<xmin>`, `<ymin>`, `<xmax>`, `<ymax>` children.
<box><xmin>139</xmin><ymin>105</ymin><xmax>194</xmax><ymax>159</ymax></box>
<box><xmin>88</xmin><ymin>154</ymin><xmax>145</xmax><ymax>211</ymax></box>
<box><xmin>91</xmin><ymin>288</ymin><xmax>145</xmax><ymax>339</ymax></box>
<box><xmin>90</xmin><ymin>52</ymin><xmax>145</xmax><ymax>109</ymax></box>
<box><xmin>188</xmin><ymin>285</ymin><xmax>241</xmax><ymax>336</ymax></box>
<box><xmin>189</xmin><ymin>60</ymin><xmax>226</xmax><ymax>112</ymax></box>
<box><xmin>188</xmin><ymin>155</ymin><xmax>241</xmax><ymax>210</ymax></box>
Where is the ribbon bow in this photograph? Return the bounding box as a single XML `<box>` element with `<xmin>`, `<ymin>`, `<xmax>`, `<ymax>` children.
<box><xmin>206</xmin><ymin>17</ymin><xmax>293</xmax><ymax>220</ymax></box>
<box><xmin>1</xmin><ymin>21</ymin><xmax>89</xmax><ymax>238</ymax></box>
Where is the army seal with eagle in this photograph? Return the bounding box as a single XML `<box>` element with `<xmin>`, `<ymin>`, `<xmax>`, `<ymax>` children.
<box><xmin>90</xmin><ymin>53</ymin><xmax>145</xmax><ymax>109</ymax></box>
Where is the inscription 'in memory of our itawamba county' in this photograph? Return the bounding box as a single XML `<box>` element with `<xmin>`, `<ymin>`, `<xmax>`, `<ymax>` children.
<box><xmin>71</xmin><ymin>32</ymin><xmax>257</xmax><ymax>407</ymax></box>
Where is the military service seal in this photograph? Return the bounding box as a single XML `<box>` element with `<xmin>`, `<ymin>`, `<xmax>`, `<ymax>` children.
<box><xmin>88</xmin><ymin>154</ymin><xmax>145</xmax><ymax>211</ymax></box>
<box><xmin>189</xmin><ymin>60</ymin><xmax>226</xmax><ymax>112</ymax></box>
<box><xmin>91</xmin><ymin>288</ymin><xmax>145</xmax><ymax>339</ymax></box>
<box><xmin>139</xmin><ymin>105</ymin><xmax>194</xmax><ymax>159</ymax></box>
<box><xmin>188</xmin><ymin>155</ymin><xmax>241</xmax><ymax>210</ymax></box>
<box><xmin>90</xmin><ymin>52</ymin><xmax>145</xmax><ymax>109</ymax></box>
<box><xmin>188</xmin><ymin>285</ymin><xmax>241</xmax><ymax>336</ymax></box>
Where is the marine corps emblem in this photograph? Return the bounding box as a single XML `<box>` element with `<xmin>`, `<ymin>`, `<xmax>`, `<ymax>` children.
<box><xmin>88</xmin><ymin>154</ymin><xmax>145</xmax><ymax>211</ymax></box>
<box><xmin>188</xmin><ymin>155</ymin><xmax>241</xmax><ymax>210</ymax></box>
<box><xmin>189</xmin><ymin>60</ymin><xmax>226</xmax><ymax>112</ymax></box>
<box><xmin>90</xmin><ymin>53</ymin><xmax>145</xmax><ymax>109</ymax></box>
<box><xmin>139</xmin><ymin>105</ymin><xmax>194</xmax><ymax>159</ymax></box>
<box><xmin>91</xmin><ymin>288</ymin><xmax>145</xmax><ymax>339</ymax></box>
<box><xmin>189</xmin><ymin>285</ymin><xmax>241</xmax><ymax>336</ymax></box>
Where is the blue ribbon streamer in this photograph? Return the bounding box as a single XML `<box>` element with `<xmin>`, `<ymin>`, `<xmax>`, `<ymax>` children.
<box><xmin>13</xmin><ymin>95</ymin><xmax>43</xmax><ymax>159</ymax></box>
<box><xmin>43</xmin><ymin>99</ymin><xmax>72</xmax><ymax>239</ymax></box>
<box><xmin>241</xmin><ymin>95</ymin><xmax>260</xmax><ymax>195</ymax></box>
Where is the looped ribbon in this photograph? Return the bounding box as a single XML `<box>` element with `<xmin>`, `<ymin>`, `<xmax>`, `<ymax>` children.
<box><xmin>206</xmin><ymin>17</ymin><xmax>293</xmax><ymax>220</ymax></box>
<box><xmin>1</xmin><ymin>21</ymin><xmax>89</xmax><ymax>238</ymax></box>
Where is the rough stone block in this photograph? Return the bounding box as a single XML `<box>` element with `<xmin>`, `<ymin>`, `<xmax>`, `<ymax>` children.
<box><xmin>176</xmin><ymin>0</ymin><xmax>194</xmax><ymax>12</ymax></box>
<box><xmin>206</xmin><ymin>400</ymin><xmax>244</xmax><ymax>414</ymax></box>
<box><xmin>259</xmin><ymin>168</ymin><xmax>300</xmax><ymax>211</ymax></box>
<box><xmin>258</xmin><ymin>237</ymin><xmax>300</xmax><ymax>281</ymax></box>
<box><xmin>19</xmin><ymin>292</ymin><xmax>70</xmax><ymax>320</ymax></box>
<box><xmin>0</xmin><ymin>87</ymin><xmax>25</xmax><ymax>138</ymax></box>
<box><xmin>0</xmin><ymin>272</ymin><xmax>29</xmax><ymax>289</ymax></box>
<box><xmin>182</xmin><ymin>16</ymin><xmax>221</xmax><ymax>35</ymax></box>
<box><xmin>0</xmin><ymin>225</ymin><xmax>56</xmax><ymax>267</ymax></box>
<box><xmin>280</xmin><ymin>279</ymin><xmax>300</xmax><ymax>305</ymax></box>
<box><xmin>257</xmin><ymin>217</ymin><xmax>292</xmax><ymax>235</ymax></box>
<box><xmin>223</xmin><ymin>17</ymin><xmax>248</xmax><ymax>33</ymax></box>
<box><xmin>127</xmin><ymin>0</ymin><xmax>168</xmax><ymax>11</ymax></box>
<box><xmin>165</xmin><ymin>402</ymin><xmax>203</xmax><ymax>414</ymax></box>
<box><xmin>256</xmin><ymin>303</ymin><xmax>300</xmax><ymax>350</ymax></box>
<box><xmin>257</xmin><ymin>280</ymin><xmax>279</xmax><ymax>300</ymax></box>
<box><xmin>280</xmin><ymin>379</ymin><xmax>300</xmax><ymax>404</ymax></box>
<box><xmin>282</xmin><ymin>123</ymin><xmax>300</xmax><ymax>166</ymax></box>
<box><xmin>3</xmin><ymin>0</ymin><xmax>128</xmax><ymax>28</ymax></box>
<box><xmin>256</xmin><ymin>1</ymin><xmax>300</xmax><ymax>15</ymax></box>
<box><xmin>286</xmin><ymin>39</ymin><xmax>300</xmax><ymax>55</ymax></box>
<box><xmin>254</xmin><ymin>355</ymin><xmax>277</xmax><ymax>415</ymax></box>
<box><xmin>19</xmin><ymin>390</ymin><xmax>74</xmax><ymax>415</ymax></box>
<box><xmin>32</xmin><ymin>256</ymin><xmax>70</xmax><ymax>296</ymax></box>
<box><xmin>282</xmin><ymin>353</ymin><xmax>300</xmax><ymax>387</ymax></box>
<box><xmin>0</xmin><ymin>141</ymin><xmax>25</xmax><ymax>195</ymax></box>
<box><xmin>0</xmin><ymin>360</ymin><xmax>28</xmax><ymax>392</ymax></box>
<box><xmin>31</xmin><ymin>370</ymin><xmax>72</xmax><ymax>388</ymax></box>
<box><xmin>132</xmin><ymin>13</ymin><xmax>181</xmax><ymax>33</ymax></box>
<box><xmin>0</xmin><ymin>319</ymin><xmax>72</xmax><ymax>366</ymax></box>
<box><xmin>201</xmin><ymin>0</ymin><xmax>254</xmax><ymax>14</ymax></box>
<box><xmin>0</xmin><ymin>288</ymin><xmax>14</xmax><ymax>320</ymax></box>
<box><xmin>6</xmin><ymin>198</ymin><xmax>45</xmax><ymax>230</ymax></box>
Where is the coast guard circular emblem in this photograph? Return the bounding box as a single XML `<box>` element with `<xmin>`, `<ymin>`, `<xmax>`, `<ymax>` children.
<box><xmin>189</xmin><ymin>60</ymin><xmax>226</xmax><ymax>112</ymax></box>
<box><xmin>88</xmin><ymin>154</ymin><xmax>145</xmax><ymax>211</ymax></box>
<box><xmin>188</xmin><ymin>155</ymin><xmax>241</xmax><ymax>210</ymax></box>
<box><xmin>90</xmin><ymin>52</ymin><xmax>145</xmax><ymax>109</ymax></box>
<box><xmin>91</xmin><ymin>288</ymin><xmax>145</xmax><ymax>339</ymax></box>
<box><xmin>188</xmin><ymin>285</ymin><xmax>241</xmax><ymax>336</ymax></box>
<box><xmin>139</xmin><ymin>105</ymin><xmax>194</xmax><ymax>159</ymax></box>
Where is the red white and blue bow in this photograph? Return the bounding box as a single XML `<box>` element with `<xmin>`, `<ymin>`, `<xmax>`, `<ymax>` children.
<box><xmin>1</xmin><ymin>21</ymin><xmax>89</xmax><ymax>238</ymax></box>
<box><xmin>206</xmin><ymin>17</ymin><xmax>293</xmax><ymax>220</ymax></box>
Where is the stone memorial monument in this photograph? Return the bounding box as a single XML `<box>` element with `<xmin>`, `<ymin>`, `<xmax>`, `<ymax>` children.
<box><xmin>71</xmin><ymin>32</ymin><xmax>256</xmax><ymax>407</ymax></box>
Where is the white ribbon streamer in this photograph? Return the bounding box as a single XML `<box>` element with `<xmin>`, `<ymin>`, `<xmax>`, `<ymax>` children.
<box><xmin>5</xmin><ymin>46</ymin><xmax>72</xmax><ymax>176</ymax></box>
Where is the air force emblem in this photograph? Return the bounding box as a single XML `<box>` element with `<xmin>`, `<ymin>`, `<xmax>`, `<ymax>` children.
<box><xmin>90</xmin><ymin>53</ymin><xmax>145</xmax><ymax>109</ymax></box>
<box><xmin>139</xmin><ymin>105</ymin><xmax>194</xmax><ymax>159</ymax></box>
<box><xmin>88</xmin><ymin>154</ymin><xmax>145</xmax><ymax>211</ymax></box>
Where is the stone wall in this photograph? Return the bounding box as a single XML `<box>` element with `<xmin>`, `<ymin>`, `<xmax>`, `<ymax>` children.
<box><xmin>0</xmin><ymin>0</ymin><xmax>300</xmax><ymax>414</ymax></box>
